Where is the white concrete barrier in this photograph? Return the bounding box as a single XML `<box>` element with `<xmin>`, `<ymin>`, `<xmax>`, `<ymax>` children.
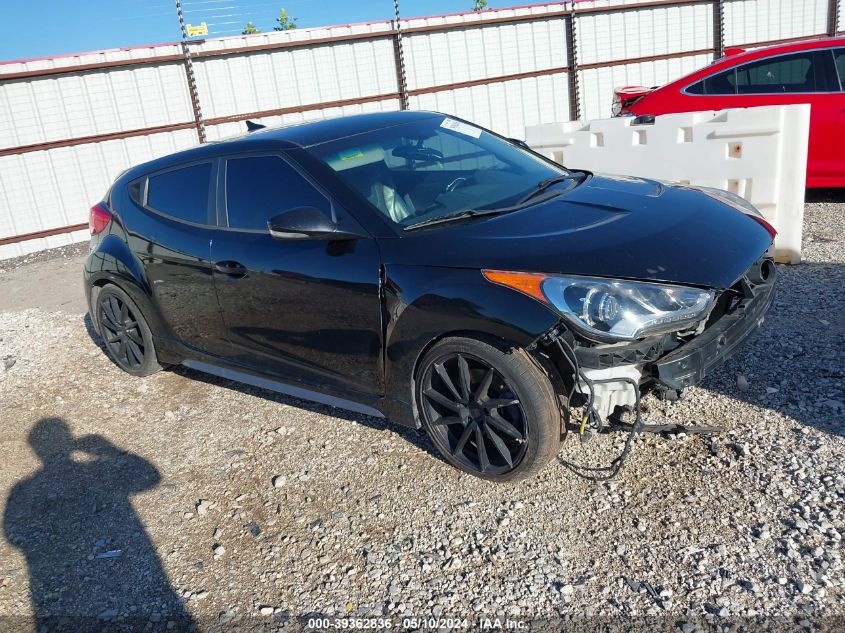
<box><xmin>525</xmin><ymin>105</ymin><xmax>810</xmax><ymax>264</ymax></box>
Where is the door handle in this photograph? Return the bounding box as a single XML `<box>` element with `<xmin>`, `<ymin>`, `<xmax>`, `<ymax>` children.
<box><xmin>214</xmin><ymin>260</ymin><xmax>247</xmax><ymax>277</ymax></box>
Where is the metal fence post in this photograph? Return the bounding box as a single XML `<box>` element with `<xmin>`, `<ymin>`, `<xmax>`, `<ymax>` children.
<box><xmin>713</xmin><ymin>0</ymin><xmax>725</xmax><ymax>59</ymax></box>
<box><xmin>828</xmin><ymin>0</ymin><xmax>841</xmax><ymax>35</ymax></box>
<box><xmin>175</xmin><ymin>0</ymin><xmax>207</xmax><ymax>143</ymax></box>
<box><xmin>565</xmin><ymin>9</ymin><xmax>581</xmax><ymax>121</ymax></box>
<box><xmin>393</xmin><ymin>0</ymin><xmax>410</xmax><ymax>110</ymax></box>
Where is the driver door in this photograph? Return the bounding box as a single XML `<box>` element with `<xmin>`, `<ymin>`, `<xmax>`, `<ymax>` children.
<box><xmin>209</xmin><ymin>152</ymin><xmax>384</xmax><ymax>400</ymax></box>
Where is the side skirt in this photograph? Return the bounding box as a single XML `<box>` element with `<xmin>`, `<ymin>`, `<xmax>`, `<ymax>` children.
<box><xmin>181</xmin><ymin>359</ymin><xmax>385</xmax><ymax>419</ymax></box>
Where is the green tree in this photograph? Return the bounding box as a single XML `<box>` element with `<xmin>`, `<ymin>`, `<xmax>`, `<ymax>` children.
<box><xmin>472</xmin><ymin>0</ymin><xmax>488</xmax><ymax>11</ymax></box>
<box><xmin>274</xmin><ymin>8</ymin><xmax>298</xmax><ymax>31</ymax></box>
<box><xmin>242</xmin><ymin>21</ymin><xmax>261</xmax><ymax>35</ymax></box>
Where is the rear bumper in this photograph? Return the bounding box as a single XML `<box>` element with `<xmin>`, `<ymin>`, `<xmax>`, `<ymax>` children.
<box><xmin>653</xmin><ymin>277</ymin><xmax>775</xmax><ymax>391</ymax></box>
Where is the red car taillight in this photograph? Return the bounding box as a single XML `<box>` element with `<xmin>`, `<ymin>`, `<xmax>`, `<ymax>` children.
<box><xmin>89</xmin><ymin>202</ymin><xmax>112</xmax><ymax>235</ymax></box>
<box><xmin>750</xmin><ymin>214</ymin><xmax>777</xmax><ymax>240</ymax></box>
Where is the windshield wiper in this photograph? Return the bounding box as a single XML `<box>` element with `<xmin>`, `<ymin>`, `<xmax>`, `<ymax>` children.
<box><xmin>404</xmin><ymin>208</ymin><xmax>503</xmax><ymax>231</ymax></box>
<box><xmin>404</xmin><ymin>172</ymin><xmax>585</xmax><ymax>231</ymax></box>
<box><xmin>515</xmin><ymin>176</ymin><xmax>574</xmax><ymax>206</ymax></box>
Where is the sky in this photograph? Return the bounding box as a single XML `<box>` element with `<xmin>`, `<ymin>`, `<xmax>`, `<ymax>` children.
<box><xmin>0</xmin><ymin>0</ymin><xmax>515</xmax><ymax>62</ymax></box>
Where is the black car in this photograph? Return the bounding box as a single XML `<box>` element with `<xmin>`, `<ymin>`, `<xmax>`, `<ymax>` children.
<box><xmin>84</xmin><ymin>111</ymin><xmax>776</xmax><ymax>481</ymax></box>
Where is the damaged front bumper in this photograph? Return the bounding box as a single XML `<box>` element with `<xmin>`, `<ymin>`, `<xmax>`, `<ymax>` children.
<box><xmin>563</xmin><ymin>255</ymin><xmax>776</xmax><ymax>420</ymax></box>
<box><xmin>654</xmin><ymin>274</ymin><xmax>775</xmax><ymax>391</ymax></box>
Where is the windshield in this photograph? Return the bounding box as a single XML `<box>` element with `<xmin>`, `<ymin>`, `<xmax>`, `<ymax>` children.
<box><xmin>308</xmin><ymin>116</ymin><xmax>570</xmax><ymax>229</ymax></box>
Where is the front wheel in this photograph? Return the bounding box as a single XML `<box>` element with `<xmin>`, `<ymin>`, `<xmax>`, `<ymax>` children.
<box><xmin>415</xmin><ymin>337</ymin><xmax>561</xmax><ymax>482</ymax></box>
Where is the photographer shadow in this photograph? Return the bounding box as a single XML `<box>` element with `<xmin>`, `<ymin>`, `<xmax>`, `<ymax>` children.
<box><xmin>2</xmin><ymin>418</ymin><xmax>194</xmax><ymax>632</ymax></box>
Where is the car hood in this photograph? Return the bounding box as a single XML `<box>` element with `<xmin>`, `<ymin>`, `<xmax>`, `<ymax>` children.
<box><xmin>380</xmin><ymin>174</ymin><xmax>773</xmax><ymax>289</ymax></box>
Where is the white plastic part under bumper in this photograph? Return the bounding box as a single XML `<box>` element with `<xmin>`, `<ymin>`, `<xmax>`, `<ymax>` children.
<box><xmin>579</xmin><ymin>364</ymin><xmax>645</xmax><ymax>422</ymax></box>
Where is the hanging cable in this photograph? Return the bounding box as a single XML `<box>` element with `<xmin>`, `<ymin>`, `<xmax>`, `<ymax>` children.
<box><xmin>551</xmin><ymin>336</ymin><xmax>644</xmax><ymax>481</ymax></box>
<box><xmin>558</xmin><ymin>377</ymin><xmax>644</xmax><ymax>481</ymax></box>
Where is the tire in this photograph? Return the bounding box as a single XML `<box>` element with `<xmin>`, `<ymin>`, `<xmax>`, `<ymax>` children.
<box><xmin>95</xmin><ymin>284</ymin><xmax>162</xmax><ymax>377</ymax></box>
<box><xmin>415</xmin><ymin>337</ymin><xmax>561</xmax><ymax>482</ymax></box>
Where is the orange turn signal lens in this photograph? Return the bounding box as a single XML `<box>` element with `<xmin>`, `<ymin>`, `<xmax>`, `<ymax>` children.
<box><xmin>482</xmin><ymin>270</ymin><xmax>550</xmax><ymax>304</ymax></box>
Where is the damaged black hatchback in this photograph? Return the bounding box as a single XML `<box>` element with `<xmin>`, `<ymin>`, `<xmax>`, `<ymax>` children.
<box><xmin>84</xmin><ymin>111</ymin><xmax>776</xmax><ymax>481</ymax></box>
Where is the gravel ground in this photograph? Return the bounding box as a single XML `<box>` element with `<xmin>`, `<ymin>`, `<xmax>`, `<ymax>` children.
<box><xmin>0</xmin><ymin>202</ymin><xmax>843</xmax><ymax>633</ymax></box>
<box><xmin>0</xmin><ymin>242</ymin><xmax>87</xmax><ymax>273</ymax></box>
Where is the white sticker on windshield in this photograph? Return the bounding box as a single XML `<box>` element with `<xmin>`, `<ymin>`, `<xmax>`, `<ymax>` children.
<box><xmin>440</xmin><ymin>117</ymin><xmax>482</xmax><ymax>139</ymax></box>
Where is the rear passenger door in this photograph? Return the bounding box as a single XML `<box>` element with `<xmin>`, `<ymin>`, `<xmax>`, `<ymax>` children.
<box><xmin>209</xmin><ymin>153</ymin><xmax>384</xmax><ymax>401</ymax></box>
<box><xmin>130</xmin><ymin>160</ymin><xmax>230</xmax><ymax>356</ymax></box>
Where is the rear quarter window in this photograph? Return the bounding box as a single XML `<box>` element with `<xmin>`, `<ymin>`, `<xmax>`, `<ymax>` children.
<box><xmin>146</xmin><ymin>162</ymin><xmax>213</xmax><ymax>225</ymax></box>
<box><xmin>127</xmin><ymin>179</ymin><xmax>143</xmax><ymax>205</ymax></box>
<box><xmin>686</xmin><ymin>68</ymin><xmax>738</xmax><ymax>95</ymax></box>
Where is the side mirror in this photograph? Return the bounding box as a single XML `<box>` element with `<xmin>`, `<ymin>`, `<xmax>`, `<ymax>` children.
<box><xmin>267</xmin><ymin>206</ymin><xmax>359</xmax><ymax>241</ymax></box>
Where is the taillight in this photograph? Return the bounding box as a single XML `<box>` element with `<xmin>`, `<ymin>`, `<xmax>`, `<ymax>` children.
<box><xmin>89</xmin><ymin>202</ymin><xmax>112</xmax><ymax>235</ymax></box>
<box><xmin>611</xmin><ymin>94</ymin><xmax>622</xmax><ymax>117</ymax></box>
<box><xmin>750</xmin><ymin>214</ymin><xmax>777</xmax><ymax>240</ymax></box>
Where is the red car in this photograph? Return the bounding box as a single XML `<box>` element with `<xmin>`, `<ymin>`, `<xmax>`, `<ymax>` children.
<box><xmin>613</xmin><ymin>37</ymin><xmax>845</xmax><ymax>188</ymax></box>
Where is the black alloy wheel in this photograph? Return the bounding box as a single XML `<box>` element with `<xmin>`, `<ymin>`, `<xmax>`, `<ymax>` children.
<box><xmin>100</xmin><ymin>294</ymin><xmax>145</xmax><ymax>370</ymax></box>
<box><xmin>95</xmin><ymin>284</ymin><xmax>162</xmax><ymax>377</ymax></box>
<box><xmin>417</xmin><ymin>337</ymin><xmax>561</xmax><ymax>481</ymax></box>
<box><xmin>422</xmin><ymin>352</ymin><xmax>527</xmax><ymax>475</ymax></box>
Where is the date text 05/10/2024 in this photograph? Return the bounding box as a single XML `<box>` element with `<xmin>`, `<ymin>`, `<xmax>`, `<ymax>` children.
<box><xmin>306</xmin><ymin>617</ymin><xmax>528</xmax><ymax>630</ymax></box>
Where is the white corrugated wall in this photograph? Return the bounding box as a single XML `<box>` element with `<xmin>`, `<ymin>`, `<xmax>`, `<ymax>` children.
<box><xmin>410</xmin><ymin>74</ymin><xmax>571</xmax><ymax>140</ymax></box>
<box><xmin>724</xmin><ymin>0</ymin><xmax>829</xmax><ymax>46</ymax></box>
<box><xmin>0</xmin><ymin>64</ymin><xmax>193</xmax><ymax>150</ymax></box>
<box><xmin>579</xmin><ymin>53</ymin><xmax>713</xmax><ymax>119</ymax></box>
<box><xmin>192</xmin><ymin>39</ymin><xmax>398</xmax><ymax>122</ymax></box>
<box><xmin>0</xmin><ymin>44</ymin><xmax>200</xmax><ymax>259</ymax></box>
<box><xmin>404</xmin><ymin>11</ymin><xmax>569</xmax><ymax>139</ymax></box>
<box><xmin>205</xmin><ymin>99</ymin><xmax>402</xmax><ymax>142</ymax></box>
<box><xmin>576</xmin><ymin>0</ymin><xmax>713</xmax><ymax>120</ymax></box>
<box><xmin>0</xmin><ymin>129</ymin><xmax>199</xmax><ymax>258</ymax></box>
<box><xmin>403</xmin><ymin>8</ymin><xmax>568</xmax><ymax>89</ymax></box>
<box><xmin>577</xmin><ymin>2</ymin><xmax>713</xmax><ymax>64</ymax></box>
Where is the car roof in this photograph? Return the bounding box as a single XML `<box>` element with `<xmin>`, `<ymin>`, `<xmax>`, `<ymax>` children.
<box><xmin>125</xmin><ymin>110</ymin><xmax>444</xmax><ymax>177</ymax></box>
<box><xmin>704</xmin><ymin>35</ymin><xmax>845</xmax><ymax>74</ymax></box>
<box><xmin>660</xmin><ymin>35</ymin><xmax>845</xmax><ymax>91</ymax></box>
<box><xmin>250</xmin><ymin>110</ymin><xmax>442</xmax><ymax>146</ymax></box>
<box><xmin>722</xmin><ymin>35</ymin><xmax>845</xmax><ymax>63</ymax></box>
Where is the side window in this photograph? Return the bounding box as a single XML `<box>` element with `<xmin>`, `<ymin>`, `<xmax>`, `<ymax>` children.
<box><xmin>833</xmin><ymin>48</ymin><xmax>845</xmax><ymax>90</ymax></box>
<box><xmin>146</xmin><ymin>163</ymin><xmax>212</xmax><ymax>224</ymax></box>
<box><xmin>127</xmin><ymin>179</ymin><xmax>143</xmax><ymax>205</ymax></box>
<box><xmin>687</xmin><ymin>68</ymin><xmax>738</xmax><ymax>95</ymax></box>
<box><xmin>733</xmin><ymin>51</ymin><xmax>826</xmax><ymax>94</ymax></box>
<box><xmin>225</xmin><ymin>155</ymin><xmax>330</xmax><ymax>230</ymax></box>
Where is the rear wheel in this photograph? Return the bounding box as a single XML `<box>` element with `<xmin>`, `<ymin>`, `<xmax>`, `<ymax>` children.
<box><xmin>416</xmin><ymin>337</ymin><xmax>561</xmax><ymax>482</ymax></box>
<box><xmin>95</xmin><ymin>284</ymin><xmax>162</xmax><ymax>377</ymax></box>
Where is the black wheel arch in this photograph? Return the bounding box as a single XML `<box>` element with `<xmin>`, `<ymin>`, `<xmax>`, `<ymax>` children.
<box><xmin>88</xmin><ymin>273</ymin><xmax>161</xmax><ymax>335</ymax></box>
<box><xmin>413</xmin><ymin>333</ymin><xmax>564</xmax><ymax>481</ymax></box>
<box><xmin>85</xmin><ymin>234</ymin><xmax>166</xmax><ymax>339</ymax></box>
<box><xmin>380</xmin><ymin>265</ymin><xmax>565</xmax><ymax>428</ymax></box>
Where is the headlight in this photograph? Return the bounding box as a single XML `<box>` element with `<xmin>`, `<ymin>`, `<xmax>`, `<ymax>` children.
<box><xmin>483</xmin><ymin>270</ymin><xmax>714</xmax><ymax>342</ymax></box>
